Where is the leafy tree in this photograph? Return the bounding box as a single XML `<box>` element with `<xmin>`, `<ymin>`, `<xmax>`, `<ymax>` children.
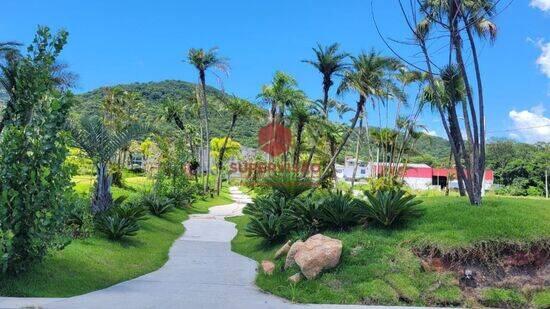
<box><xmin>0</xmin><ymin>26</ymin><xmax>74</xmax><ymax>274</ymax></box>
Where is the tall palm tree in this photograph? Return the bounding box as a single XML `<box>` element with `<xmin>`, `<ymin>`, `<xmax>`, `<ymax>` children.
<box><xmin>417</xmin><ymin>0</ymin><xmax>497</xmax><ymax>204</ymax></box>
<box><xmin>71</xmin><ymin>117</ymin><xmax>149</xmax><ymax>213</ymax></box>
<box><xmin>420</xmin><ymin>64</ymin><xmax>469</xmax><ymax>195</ymax></box>
<box><xmin>187</xmin><ymin>47</ymin><xmax>229</xmax><ymax>193</ymax></box>
<box><xmin>289</xmin><ymin>99</ymin><xmax>312</xmax><ymax>167</ymax></box>
<box><xmin>303</xmin><ymin>43</ymin><xmax>348</xmax><ymax>180</ymax></box>
<box><xmin>214</xmin><ymin>95</ymin><xmax>257</xmax><ymax>195</ymax></box>
<box><xmin>317</xmin><ymin>51</ymin><xmax>402</xmax><ymax>184</ymax></box>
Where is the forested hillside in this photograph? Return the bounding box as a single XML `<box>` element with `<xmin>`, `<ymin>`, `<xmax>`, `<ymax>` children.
<box><xmin>74</xmin><ymin>80</ymin><xmax>452</xmax><ymax>163</ymax></box>
<box><xmin>74</xmin><ymin>80</ymin><xmax>267</xmax><ymax>148</ymax></box>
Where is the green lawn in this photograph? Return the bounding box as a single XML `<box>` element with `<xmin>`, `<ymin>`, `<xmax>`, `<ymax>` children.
<box><xmin>187</xmin><ymin>186</ymin><xmax>234</xmax><ymax>214</ymax></box>
<box><xmin>228</xmin><ymin>195</ymin><xmax>550</xmax><ymax>307</ymax></box>
<box><xmin>0</xmin><ymin>175</ymin><xmax>231</xmax><ymax>297</ymax></box>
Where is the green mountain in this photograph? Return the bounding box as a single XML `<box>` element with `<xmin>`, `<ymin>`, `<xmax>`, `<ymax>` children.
<box><xmin>74</xmin><ymin>80</ymin><xmax>267</xmax><ymax>148</ymax></box>
<box><xmin>74</xmin><ymin>80</ymin><xmax>450</xmax><ymax>164</ymax></box>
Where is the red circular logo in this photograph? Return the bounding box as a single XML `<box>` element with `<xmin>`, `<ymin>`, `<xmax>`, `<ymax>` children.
<box><xmin>258</xmin><ymin>122</ymin><xmax>292</xmax><ymax>157</ymax></box>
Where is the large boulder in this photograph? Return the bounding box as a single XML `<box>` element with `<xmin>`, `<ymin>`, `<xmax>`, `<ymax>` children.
<box><xmin>289</xmin><ymin>234</ymin><xmax>343</xmax><ymax>279</ymax></box>
<box><xmin>284</xmin><ymin>240</ymin><xmax>304</xmax><ymax>270</ymax></box>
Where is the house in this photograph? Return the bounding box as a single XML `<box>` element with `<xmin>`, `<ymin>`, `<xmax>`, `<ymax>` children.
<box><xmin>335</xmin><ymin>157</ymin><xmax>370</xmax><ymax>181</ymax></box>
<box><xmin>337</xmin><ymin>158</ymin><xmax>494</xmax><ymax>191</ymax></box>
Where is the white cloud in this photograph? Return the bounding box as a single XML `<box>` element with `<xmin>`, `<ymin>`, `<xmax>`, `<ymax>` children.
<box><xmin>536</xmin><ymin>41</ymin><xmax>550</xmax><ymax>78</ymax></box>
<box><xmin>425</xmin><ymin>130</ymin><xmax>438</xmax><ymax>137</ymax></box>
<box><xmin>508</xmin><ymin>104</ymin><xmax>550</xmax><ymax>143</ymax></box>
<box><xmin>530</xmin><ymin>0</ymin><xmax>550</xmax><ymax>11</ymax></box>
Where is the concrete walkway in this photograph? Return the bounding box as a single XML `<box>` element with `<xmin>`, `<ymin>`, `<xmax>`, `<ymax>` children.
<box><xmin>0</xmin><ymin>187</ymin><xmax>425</xmax><ymax>309</ymax></box>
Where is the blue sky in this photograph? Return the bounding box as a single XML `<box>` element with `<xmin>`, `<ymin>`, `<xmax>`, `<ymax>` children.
<box><xmin>3</xmin><ymin>0</ymin><xmax>550</xmax><ymax>142</ymax></box>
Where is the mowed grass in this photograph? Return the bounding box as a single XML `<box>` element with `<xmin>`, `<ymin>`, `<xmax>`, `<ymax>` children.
<box><xmin>228</xmin><ymin>195</ymin><xmax>550</xmax><ymax>306</ymax></box>
<box><xmin>0</xmin><ymin>176</ymin><xmax>231</xmax><ymax>297</ymax></box>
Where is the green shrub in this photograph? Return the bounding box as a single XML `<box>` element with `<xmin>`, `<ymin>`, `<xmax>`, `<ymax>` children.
<box><xmin>95</xmin><ymin>214</ymin><xmax>140</xmax><ymax>240</ymax></box>
<box><xmin>141</xmin><ymin>193</ymin><xmax>175</xmax><ymax>217</ymax></box>
<box><xmin>364</xmin><ymin>176</ymin><xmax>403</xmax><ymax>195</ymax></box>
<box><xmin>481</xmin><ymin>288</ymin><xmax>527</xmax><ymax>308</ymax></box>
<box><xmin>317</xmin><ymin>191</ymin><xmax>361</xmax><ymax>230</ymax></box>
<box><xmin>66</xmin><ymin>197</ymin><xmax>94</xmax><ymax>239</ymax></box>
<box><xmin>360</xmin><ymin>189</ymin><xmax>422</xmax><ymax>227</ymax></box>
<box><xmin>0</xmin><ymin>27</ymin><xmax>74</xmax><ymax>274</ymax></box>
<box><xmin>261</xmin><ymin>172</ymin><xmax>313</xmax><ymax>200</ymax></box>
<box><xmin>243</xmin><ymin>195</ymin><xmax>295</xmax><ymax>242</ymax></box>
<box><xmin>527</xmin><ymin>186</ymin><xmax>543</xmax><ymax>197</ymax></box>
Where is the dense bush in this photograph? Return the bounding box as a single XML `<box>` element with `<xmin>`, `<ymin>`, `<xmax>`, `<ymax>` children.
<box><xmin>0</xmin><ymin>27</ymin><xmax>74</xmax><ymax>274</ymax></box>
<box><xmin>360</xmin><ymin>189</ymin><xmax>422</xmax><ymax>227</ymax></box>
<box><xmin>244</xmin><ymin>194</ymin><xmax>295</xmax><ymax>242</ymax></box>
<box><xmin>364</xmin><ymin>176</ymin><xmax>404</xmax><ymax>195</ymax></box>
<box><xmin>66</xmin><ymin>197</ymin><xmax>94</xmax><ymax>238</ymax></box>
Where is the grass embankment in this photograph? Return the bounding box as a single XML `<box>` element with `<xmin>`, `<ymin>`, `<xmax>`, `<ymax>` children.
<box><xmin>229</xmin><ymin>196</ymin><xmax>550</xmax><ymax>307</ymax></box>
<box><xmin>0</xmin><ymin>176</ymin><xmax>232</xmax><ymax>297</ymax></box>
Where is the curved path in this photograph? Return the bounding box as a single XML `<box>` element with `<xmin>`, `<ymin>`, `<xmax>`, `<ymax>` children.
<box><xmin>0</xmin><ymin>187</ymin><xmax>424</xmax><ymax>309</ymax></box>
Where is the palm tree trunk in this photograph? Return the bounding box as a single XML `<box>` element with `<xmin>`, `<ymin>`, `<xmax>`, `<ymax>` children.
<box><xmin>303</xmin><ymin>143</ymin><xmax>316</xmax><ymax>177</ymax></box>
<box><xmin>293</xmin><ymin>121</ymin><xmax>305</xmax><ymax>168</ymax></box>
<box><xmin>199</xmin><ymin>70</ymin><xmax>211</xmax><ymax>193</ymax></box>
<box><xmin>216</xmin><ymin>114</ymin><xmax>237</xmax><ymax>195</ymax></box>
<box><xmin>464</xmin><ymin>16</ymin><xmax>486</xmax><ymax>204</ymax></box>
<box><xmin>350</xmin><ymin>114</ymin><xmax>363</xmax><ymax>191</ymax></box>
<box><xmin>92</xmin><ymin>162</ymin><xmax>113</xmax><ymax>213</ymax></box>
<box><xmin>318</xmin><ymin>95</ymin><xmax>365</xmax><ymax>184</ymax></box>
<box><xmin>419</xmin><ymin>38</ymin><xmax>474</xmax><ymax>202</ymax></box>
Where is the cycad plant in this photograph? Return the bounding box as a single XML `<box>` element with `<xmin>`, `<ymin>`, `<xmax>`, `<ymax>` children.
<box><xmin>243</xmin><ymin>194</ymin><xmax>295</xmax><ymax>242</ymax></box>
<box><xmin>261</xmin><ymin>172</ymin><xmax>313</xmax><ymax>200</ymax></box>
<box><xmin>71</xmin><ymin>116</ymin><xmax>148</xmax><ymax>213</ymax></box>
<box><xmin>360</xmin><ymin>189</ymin><xmax>423</xmax><ymax>227</ymax></box>
<box><xmin>317</xmin><ymin>191</ymin><xmax>361</xmax><ymax>230</ymax></box>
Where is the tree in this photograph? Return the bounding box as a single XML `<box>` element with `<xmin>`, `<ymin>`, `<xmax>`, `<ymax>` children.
<box><xmin>303</xmin><ymin>43</ymin><xmax>348</xmax><ymax>180</ymax></box>
<box><xmin>396</xmin><ymin>0</ymin><xmax>499</xmax><ymax>204</ymax></box>
<box><xmin>289</xmin><ymin>99</ymin><xmax>312</xmax><ymax>168</ymax></box>
<box><xmin>71</xmin><ymin>117</ymin><xmax>148</xmax><ymax>213</ymax></box>
<box><xmin>187</xmin><ymin>48</ymin><xmax>229</xmax><ymax>194</ymax></box>
<box><xmin>213</xmin><ymin>95</ymin><xmax>254</xmax><ymax>195</ymax></box>
<box><xmin>317</xmin><ymin>51</ymin><xmax>402</xmax><ymax>184</ymax></box>
<box><xmin>211</xmin><ymin>137</ymin><xmax>241</xmax><ymax>182</ymax></box>
<box><xmin>0</xmin><ymin>26</ymin><xmax>74</xmax><ymax>274</ymax></box>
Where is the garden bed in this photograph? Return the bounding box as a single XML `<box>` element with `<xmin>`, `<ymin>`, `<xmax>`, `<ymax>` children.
<box><xmin>229</xmin><ymin>195</ymin><xmax>550</xmax><ymax>307</ymax></box>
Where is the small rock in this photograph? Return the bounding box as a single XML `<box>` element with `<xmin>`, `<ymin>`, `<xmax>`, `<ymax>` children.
<box><xmin>284</xmin><ymin>240</ymin><xmax>304</xmax><ymax>270</ymax></box>
<box><xmin>274</xmin><ymin>240</ymin><xmax>292</xmax><ymax>260</ymax></box>
<box><xmin>288</xmin><ymin>272</ymin><xmax>303</xmax><ymax>283</ymax></box>
<box><xmin>261</xmin><ymin>260</ymin><xmax>275</xmax><ymax>275</ymax></box>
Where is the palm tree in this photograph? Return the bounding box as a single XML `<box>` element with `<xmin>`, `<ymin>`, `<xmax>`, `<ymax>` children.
<box><xmin>289</xmin><ymin>99</ymin><xmax>312</xmax><ymax>167</ymax></box>
<box><xmin>71</xmin><ymin>117</ymin><xmax>149</xmax><ymax>213</ymax></box>
<box><xmin>317</xmin><ymin>51</ymin><xmax>402</xmax><ymax>184</ymax></box>
<box><xmin>187</xmin><ymin>47</ymin><xmax>229</xmax><ymax>193</ymax></box>
<box><xmin>214</xmin><ymin>95</ymin><xmax>256</xmax><ymax>195</ymax></box>
<box><xmin>416</xmin><ymin>0</ymin><xmax>498</xmax><ymax>204</ymax></box>
<box><xmin>303</xmin><ymin>43</ymin><xmax>348</xmax><ymax>180</ymax></box>
<box><xmin>420</xmin><ymin>64</ymin><xmax>470</xmax><ymax>195</ymax></box>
